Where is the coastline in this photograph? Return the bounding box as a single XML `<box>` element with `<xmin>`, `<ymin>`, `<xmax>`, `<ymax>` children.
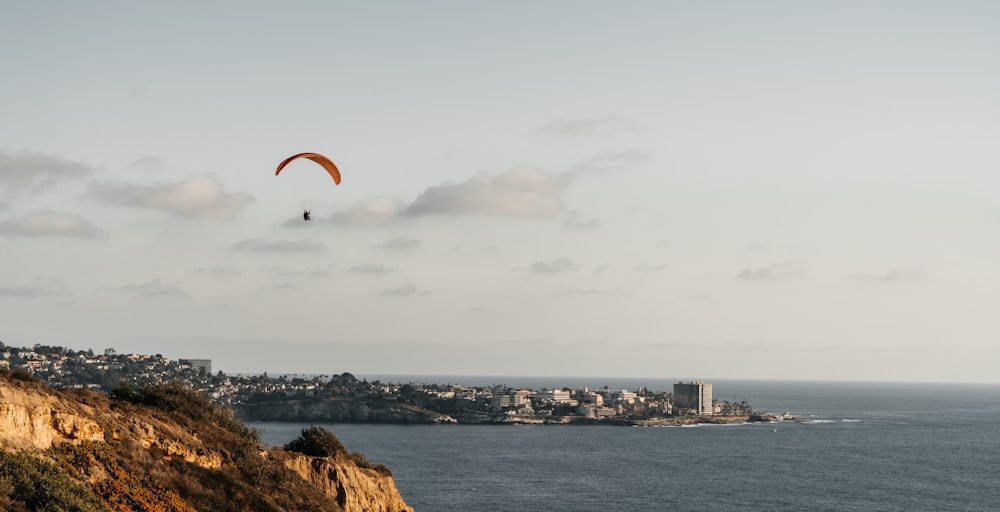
<box><xmin>236</xmin><ymin>398</ymin><xmax>798</xmax><ymax>426</ymax></box>
<box><xmin>476</xmin><ymin>413</ymin><xmax>793</xmax><ymax>426</ymax></box>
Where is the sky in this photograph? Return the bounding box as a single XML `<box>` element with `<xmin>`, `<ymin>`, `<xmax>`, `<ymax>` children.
<box><xmin>2</xmin><ymin>1</ymin><xmax>998</xmax><ymax>383</ymax></box>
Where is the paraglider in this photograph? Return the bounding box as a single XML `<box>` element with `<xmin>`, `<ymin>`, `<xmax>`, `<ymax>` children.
<box><xmin>275</xmin><ymin>152</ymin><xmax>341</xmax><ymax>184</ymax></box>
<box><xmin>275</xmin><ymin>152</ymin><xmax>341</xmax><ymax>221</ymax></box>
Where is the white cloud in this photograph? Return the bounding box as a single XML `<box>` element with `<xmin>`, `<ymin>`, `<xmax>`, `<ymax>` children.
<box><xmin>633</xmin><ymin>264</ymin><xmax>667</xmax><ymax>273</ymax></box>
<box><xmin>847</xmin><ymin>268</ymin><xmax>928</xmax><ymax>283</ymax></box>
<box><xmin>0</xmin><ymin>150</ymin><xmax>92</xmax><ymax>195</ymax></box>
<box><xmin>87</xmin><ymin>175</ymin><xmax>253</xmax><ymax>219</ymax></box>
<box><xmin>379</xmin><ymin>283</ymin><xmax>423</xmax><ymax>297</ymax></box>
<box><xmin>570</xmin><ymin>149</ymin><xmax>649</xmax><ymax>174</ymax></box>
<box><xmin>0</xmin><ymin>276</ymin><xmax>66</xmax><ymax>297</ymax></box>
<box><xmin>328</xmin><ymin>197</ymin><xmax>404</xmax><ymax>225</ymax></box>
<box><xmin>881</xmin><ymin>268</ymin><xmax>928</xmax><ymax>282</ymax></box>
<box><xmin>529</xmin><ymin>258</ymin><xmax>581</xmax><ymax>275</ymax></box>
<box><xmin>232</xmin><ymin>238</ymin><xmax>326</xmax><ymax>253</ymax></box>
<box><xmin>403</xmin><ymin>165</ymin><xmax>572</xmax><ymax>218</ymax></box>
<box><xmin>120</xmin><ymin>279</ymin><xmax>187</xmax><ymax>297</ymax></box>
<box><xmin>736</xmin><ymin>261</ymin><xmax>805</xmax><ymax>281</ymax></box>
<box><xmin>329</xmin><ymin>164</ymin><xmax>608</xmax><ymax>225</ymax></box>
<box><xmin>195</xmin><ymin>265</ymin><xmax>242</xmax><ymax>277</ymax></box>
<box><xmin>261</xmin><ymin>266</ymin><xmax>332</xmax><ymax>279</ymax></box>
<box><xmin>0</xmin><ymin>210</ymin><xmax>107</xmax><ymax>239</ymax></box>
<box><xmin>126</xmin><ymin>155</ymin><xmax>167</xmax><ymax>172</ymax></box>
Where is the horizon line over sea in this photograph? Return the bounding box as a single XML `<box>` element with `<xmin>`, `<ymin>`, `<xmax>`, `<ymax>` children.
<box><xmin>244</xmin><ymin>375</ymin><xmax>1000</xmax><ymax>418</ymax></box>
<box><xmin>244</xmin><ymin>373</ymin><xmax>1000</xmax><ymax>412</ymax></box>
<box><xmin>247</xmin><ymin>372</ymin><xmax>1000</xmax><ymax>388</ymax></box>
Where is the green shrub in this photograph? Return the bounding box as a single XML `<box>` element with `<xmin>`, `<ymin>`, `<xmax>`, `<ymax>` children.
<box><xmin>109</xmin><ymin>381</ymin><xmax>259</xmax><ymax>442</ymax></box>
<box><xmin>0</xmin><ymin>368</ymin><xmax>38</xmax><ymax>382</ymax></box>
<box><xmin>0</xmin><ymin>450</ymin><xmax>109</xmax><ymax>512</ymax></box>
<box><xmin>285</xmin><ymin>426</ymin><xmax>346</xmax><ymax>458</ymax></box>
<box><xmin>349</xmin><ymin>451</ymin><xmax>372</xmax><ymax>467</ymax></box>
<box><xmin>349</xmin><ymin>451</ymin><xmax>393</xmax><ymax>476</ymax></box>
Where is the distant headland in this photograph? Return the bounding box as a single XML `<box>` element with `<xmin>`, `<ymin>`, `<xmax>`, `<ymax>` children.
<box><xmin>0</xmin><ymin>343</ymin><xmax>798</xmax><ymax>426</ymax></box>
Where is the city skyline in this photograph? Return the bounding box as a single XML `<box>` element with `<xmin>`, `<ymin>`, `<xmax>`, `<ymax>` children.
<box><xmin>2</xmin><ymin>2</ymin><xmax>998</xmax><ymax>383</ymax></box>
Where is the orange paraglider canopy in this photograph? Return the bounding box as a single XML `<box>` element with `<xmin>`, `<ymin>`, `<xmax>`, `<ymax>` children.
<box><xmin>275</xmin><ymin>152</ymin><xmax>341</xmax><ymax>185</ymax></box>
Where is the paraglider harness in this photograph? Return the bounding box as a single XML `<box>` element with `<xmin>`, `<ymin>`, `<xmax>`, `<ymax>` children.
<box><xmin>303</xmin><ymin>210</ymin><xmax>311</xmax><ymax>221</ymax></box>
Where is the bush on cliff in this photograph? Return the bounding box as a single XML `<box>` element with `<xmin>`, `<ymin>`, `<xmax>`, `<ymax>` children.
<box><xmin>105</xmin><ymin>383</ymin><xmax>340</xmax><ymax>511</ymax></box>
<box><xmin>109</xmin><ymin>381</ymin><xmax>259</xmax><ymax>442</ymax></box>
<box><xmin>349</xmin><ymin>451</ymin><xmax>393</xmax><ymax>477</ymax></box>
<box><xmin>285</xmin><ymin>426</ymin><xmax>393</xmax><ymax>476</ymax></box>
<box><xmin>0</xmin><ymin>368</ymin><xmax>47</xmax><ymax>389</ymax></box>
<box><xmin>0</xmin><ymin>450</ymin><xmax>109</xmax><ymax>512</ymax></box>
<box><xmin>285</xmin><ymin>425</ymin><xmax>347</xmax><ymax>458</ymax></box>
<box><xmin>0</xmin><ymin>373</ymin><xmax>351</xmax><ymax>512</ymax></box>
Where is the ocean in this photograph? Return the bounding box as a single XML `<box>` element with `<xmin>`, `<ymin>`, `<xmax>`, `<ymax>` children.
<box><xmin>256</xmin><ymin>379</ymin><xmax>1000</xmax><ymax>512</ymax></box>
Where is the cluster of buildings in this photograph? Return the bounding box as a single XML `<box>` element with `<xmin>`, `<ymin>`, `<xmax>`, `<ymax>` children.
<box><xmin>0</xmin><ymin>344</ymin><xmax>211</xmax><ymax>389</ymax></box>
<box><xmin>437</xmin><ymin>380</ymin><xmax>721</xmax><ymax>419</ymax></box>
<box><xmin>2</xmin><ymin>343</ymin><xmax>749</xmax><ymax>421</ymax></box>
<box><xmin>0</xmin><ymin>345</ymin><xmax>324</xmax><ymax>401</ymax></box>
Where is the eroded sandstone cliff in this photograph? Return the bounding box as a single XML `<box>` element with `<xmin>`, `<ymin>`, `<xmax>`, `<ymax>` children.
<box><xmin>280</xmin><ymin>452</ymin><xmax>412</xmax><ymax>512</ymax></box>
<box><xmin>0</xmin><ymin>374</ymin><xmax>104</xmax><ymax>451</ymax></box>
<box><xmin>0</xmin><ymin>371</ymin><xmax>412</xmax><ymax>512</ymax></box>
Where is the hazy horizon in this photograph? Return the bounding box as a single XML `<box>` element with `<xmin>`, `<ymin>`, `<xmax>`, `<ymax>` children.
<box><xmin>3</xmin><ymin>2</ymin><xmax>998</xmax><ymax>384</ymax></box>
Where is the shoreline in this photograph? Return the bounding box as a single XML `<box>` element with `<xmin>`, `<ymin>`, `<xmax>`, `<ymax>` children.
<box><xmin>237</xmin><ymin>399</ymin><xmax>801</xmax><ymax>426</ymax></box>
<box><xmin>457</xmin><ymin>413</ymin><xmax>795</xmax><ymax>426</ymax></box>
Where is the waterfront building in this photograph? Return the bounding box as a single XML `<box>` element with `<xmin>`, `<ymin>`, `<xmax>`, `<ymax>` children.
<box><xmin>578</xmin><ymin>390</ymin><xmax>604</xmax><ymax>406</ymax></box>
<box><xmin>673</xmin><ymin>381</ymin><xmax>713</xmax><ymax>415</ymax></box>
<box><xmin>512</xmin><ymin>388</ymin><xmax>533</xmax><ymax>406</ymax></box>
<box><xmin>610</xmin><ymin>390</ymin><xmax>637</xmax><ymax>403</ymax></box>
<box><xmin>535</xmin><ymin>389</ymin><xmax>573</xmax><ymax>403</ymax></box>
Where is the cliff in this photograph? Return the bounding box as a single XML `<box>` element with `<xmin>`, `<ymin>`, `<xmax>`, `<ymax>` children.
<box><xmin>280</xmin><ymin>452</ymin><xmax>411</xmax><ymax>512</ymax></box>
<box><xmin>0</xmin><ymin>370</ymin><xmax>412</xmax><ymax>512</ymax></box>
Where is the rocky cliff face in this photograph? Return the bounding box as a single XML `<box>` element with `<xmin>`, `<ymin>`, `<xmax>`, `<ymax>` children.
<box><xmin>281</xmin><ymin>453</ymin><xmax>412</xmax><ymax>512</ymax></box>
<box><xmin>0</xmin><ymin>371</ymin><xmax>412</xmax><ymax>512</ymax></box>
<box><xmin>0</xmin><ymin>376</ymin><xmax>104</xmax><ymax>451</ymax></box>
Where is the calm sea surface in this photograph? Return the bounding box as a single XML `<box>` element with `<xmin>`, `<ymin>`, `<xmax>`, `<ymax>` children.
<box><xmin>257</xmin><ymin>379</ymin><xmax>1000</xmax><ymax>512</ymax></box>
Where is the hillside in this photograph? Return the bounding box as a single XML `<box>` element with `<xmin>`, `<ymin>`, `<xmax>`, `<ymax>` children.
<box><xmin>0</xmin><ymin>369</ymin><xmax>412</xmax><ymax>512</ymax></box>
<box><xmin>236</xmin><ymin>396</ymin><xmax>457</xmax><ymax>424</ymax></box>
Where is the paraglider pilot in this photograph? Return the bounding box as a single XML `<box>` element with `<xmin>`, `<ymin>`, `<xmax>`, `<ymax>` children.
<box><xmin>303</xmin><ymin>210</ymin><xmax>311</xmax><ymax>222</ymax></box>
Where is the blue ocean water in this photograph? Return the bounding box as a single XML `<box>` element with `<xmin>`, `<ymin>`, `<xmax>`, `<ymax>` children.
<box><xmin>257</xmin><ymin>379</ymin><xmax>1000</xmax><ymax>512</ymax></box>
